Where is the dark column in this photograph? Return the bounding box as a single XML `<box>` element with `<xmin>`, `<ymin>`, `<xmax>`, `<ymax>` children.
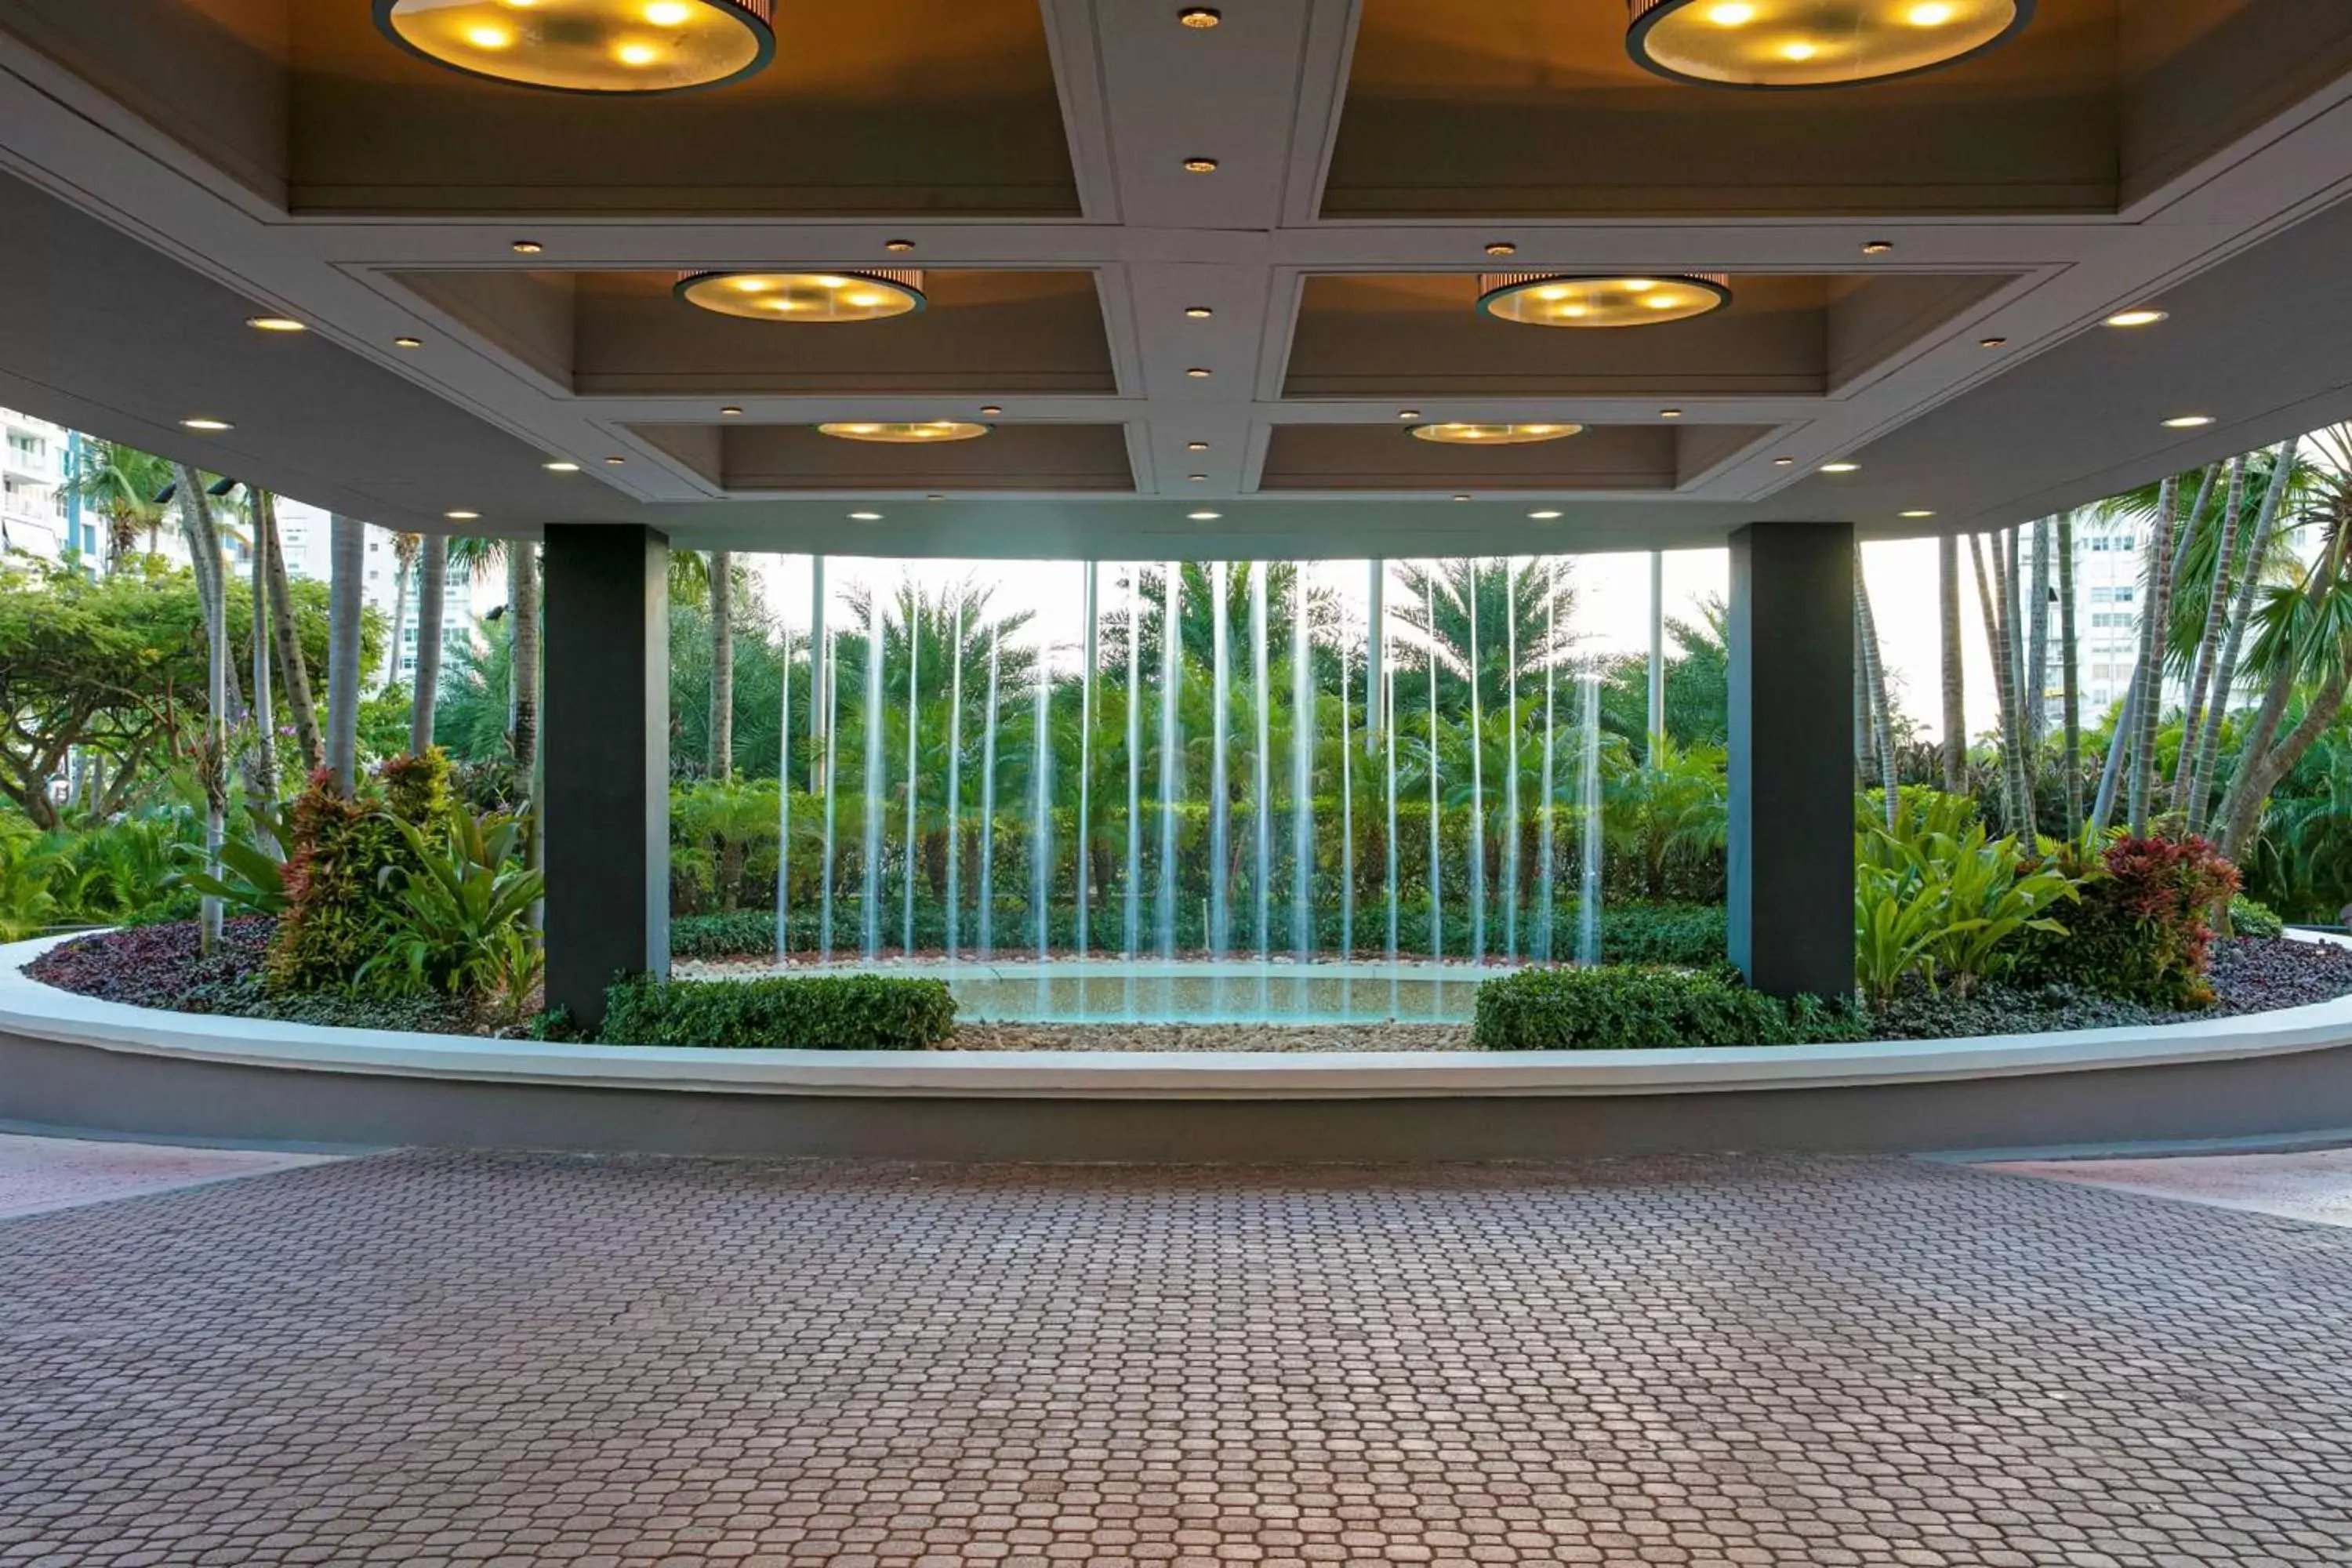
<box><xmin>543</xmin><ymin>524</ymin><xmax>670</xmax><ymax>1027</ymax></box>
<box><xmin>1727</xmin><ymin>522</ymin><xmax>1854</xmax><ymax>1000</ymax></box>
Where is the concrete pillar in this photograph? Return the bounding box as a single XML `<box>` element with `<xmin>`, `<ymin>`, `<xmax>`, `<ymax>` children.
<box><xmin>1727</xmin><ymin>522</ymin><xmax>1854</xmax><ymax>1000</ymax></box>
<box><xmin>543</xmin><ymin>524</ymin><xmax>670</xmax><ymax>1028</ymax></box>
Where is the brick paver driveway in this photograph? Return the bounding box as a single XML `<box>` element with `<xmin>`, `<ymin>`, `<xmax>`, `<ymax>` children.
<box><xmin>3</xmin><ymin>1150</ymin><xmax>2349</xmax><ymax>1567</ymax></box>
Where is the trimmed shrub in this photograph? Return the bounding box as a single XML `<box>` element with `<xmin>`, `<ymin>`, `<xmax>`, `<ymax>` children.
<box><xmin>2017</xmin><ymin>834</ymin><xmax>2239</xmax><ymax>1009</ymax></box>
<box><xmin>598</xmin><ymin>973</ymin><xmax>956</xmax><ymax>1050</ymax></box>
<box><xmin>1596</xmin><ymin>904</ymin><xmax>1725</xmax><ymax>967</ymax></box>
<box><xmin>671</xmin><ymin>909</ymin><xmax>782</xmax><ymax>958</ymax></box>
<box><xmin>1473</xmin><ymin>964</ymin><xmax>1864</xmax><ymax>1051</ymax></box>
<box><xmin>2229</xmin><ymin>894</ymin><xmax>2285</xmax><ymax>941</ymax></box>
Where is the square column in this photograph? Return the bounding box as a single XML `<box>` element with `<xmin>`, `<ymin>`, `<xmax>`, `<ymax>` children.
<box><xmin>543</xmin><ymin>524</ymin><xmax>670</xmax><ymax>1027</ymax></box>
<box><xmin>1727</xmin><ymin>522</ymin><xmax>1854</xmax><ymax>1000</ymax></box>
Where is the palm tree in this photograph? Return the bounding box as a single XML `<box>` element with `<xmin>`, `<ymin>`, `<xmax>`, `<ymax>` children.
<box><xmin>2170</xmin><ymin>456</ymin><xmax>2246</xmax><ymax>814</ymax></box>
<box><xmin>256</xmin><ymin>490</ymin><xmax>322</xmax><ymax>774</ymax></box>
<box><xmin>2056</xmin><ymin>511</ymin><xmax>2082</xmax><ymax>835</ymax></box>
<box><xmin>2187</xmin><ymin>439</ymin><xmax>2303</xmax><ymax>829</ymax></box>
<box><xmin>324</xmin><ymin>514</ymin><xmax>365</xmax><ymax>796</ymax></box>
<box><xmin>507</xmin><ymin>541</ymin><xmax>539</xmax><ymax>782</ymax></box>
<box><xmin>66</xmin><ymin>441</ymin><xmax>170</xmax><ymax>572</ymax></box>
<box><xmin>1939</xmin><ymin>534</ymin><xmax>1965</xmax><ymax>793</ymax></box>
<box><xmin>379</xmin><ymin>532</ymin><xmax>420</xmax><ymax>691</ymax></box>
<box><xmin>409</xmin><ymin>534</ymin><xmax>448</xmax><ymax>754</ymax></box>
<box><xmin>709</xmin><ymin>549</ymin><xmax>735</xmax><ymax>780</ymax></box>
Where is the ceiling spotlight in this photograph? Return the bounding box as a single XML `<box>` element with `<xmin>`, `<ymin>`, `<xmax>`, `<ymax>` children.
<box><xmin>1529</xmin><ymin>510</ymin><xmax>1563</xmax><ymax>521</ymax></box>
<box><xmin>676</xmin><ymin>269</ymin><xmax>923</xmax><ymax>323</ymax></box>
<box><xmin>980</xmin><ymin>405</ymin><xmax>1004</xmax><ymax>416</ymax></box>
<box><xmin>1453</xmin><ymin>494</ymin><xmax>1472</xmax><ymax>503</ymax></box>
<box><xmin>1184</xmin><ymin>305</ymin><xmax>1214</xmax><ymax>319</ymax></box>
<box><xmin>445</xmin><ymin>510</ymin><xmax>481</xmax><ymax>521</ymax></box>
<box><xmin>1179</xmin><ymin>6</ymin><xmax>1221</xmax><ymax>26</ymax></box>
<box><xmin>884</xmin><ymin>239</ymin><xmax>915</xmax><ymax>253</ymax></box>
<box><xmin>180</xmin><ymin>417</ymin><xmax>234</xmax><ymax>432</ymax></box>
<box><xmin>1187</xmin><ymin>441</ymin><xmax>1210</xmax><ymax>452</ymax></box>
<box><xmin>543</xmin><ymin>460</ymin><xmax>581</xmax><ymax>472</ymax></box>
<box><xmin>1397</xmin><ymin>409</ymin><xmax>1421</xmax><ymax>420</ymax></box>
<box><xmin>1189</xmin><ymin>510</ymin><xmax>1222</xmax><ymax>521</ymax></box>
<box><xmin>818</xmin><ymin>421</ymin><xmax>990</xmax><ymax>443</ymax></box>
<box><xmin>1980</xmin><ymin>336</ymin><xmax>2009</xmax><ymax>347</ymax></box>
<box><xmin>2162</xmin><ymin>415</ymin><xmax>2215</xmax><ymax>429</ymax></box>
<box><xmin>849</xmin><ymin>510</ymin><xmax>884</xmax><ymax>521</ymax></box>
<box><xmin>374</xmin><ymin>0</ymin><xmax>776</xmax><ymax>94</ymax></box>
<box><xmin>1181</xmin><ymin>157</ymin><xmax>1220</xmax><ymax>173</ymax></box>
<box><xmin>1479</xmin><ymin>271</ymin><xmax>1731</xmax><ymax>328</ymax></box>
<box><xmin>1189</xmin><ymin>474</ymin><xmax>1209</xmax><ymax>481</ymax></box>
<box><xmin>1185</xmin><ymin>367</ymin><xmax>1212</xmax><ymax>379</ymax></box>
<box><xmin>2105</xmin><ymin>308</ymin><xmax>2169</xmax><ymax>328</ymax></box>
<box><xmin>1409</xmin><ymin>422</ymin><xmax>1583</xmax><ymax>445</ymax></box>
<box><xmin>720</xmin><ymin>405</ymin><xmax>743</xmax><ymax>416</ymax></box>
<box><xmin>510</xmin><ymin>239</ymin><xmax>544</xmax><ymax>255</ymax></box>
<box><xmin>1861</xmin><ymin>240</ymin><xmax>1896</xmax><ymax>255</ymax></box>
<box><xmin>1660</xmin><ymin>408</ymin><xmax>1684</xmax><ymax>418</ymax></box>
<box><xmin>1820</xmin><ymin>461</ymin><xmax>1861</xmax><ymax>473</ymax></box>
<box><xmin>1626</xmin><ymin>0</ymin><xmax>2029</xmax><ymax>88</ymax></box>
<box><xmin>1483</xmin><ymin>241</ymin><xmax>1518</xmax><ymax>257</ymax></box>
<box><xmin>392</xmin><ymin>336</ymin><xmax>424</xmax><ymax>348</ymax></box>
<box><xmin>1900</xmin><ymin>509</ymin><xmax>1936</xmax><ymax>518</ymax></box>
<box><xmin>927</xmin><ymin>494</ymin><xmax>946</xmax><ymax>502</ymax></box>
<box><xmin>605</xmin><ymin>456</ymin><xmax>627</xmax><ymax>464</ymax></box>
<box><xmin>245</xmin><ymin>315</ymin><xmax>307</xmax><ymax>332</ymax></box>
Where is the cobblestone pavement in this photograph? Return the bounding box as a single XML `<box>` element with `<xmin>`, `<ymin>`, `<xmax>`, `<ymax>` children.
<box><xmin>0</xmin><ymin>1131</ymin><xmax>343</xmax><ymax>1221</ymax></box>
<box><xmin>3</xmin><ymin>1152</ymin><xmax>2350</xmax><ymax>1567</ymax></box>
<box><xmin>1987</xmin><ymin>1147</ymin><xmax>2352</xmax><ymax>1228</ymax></box>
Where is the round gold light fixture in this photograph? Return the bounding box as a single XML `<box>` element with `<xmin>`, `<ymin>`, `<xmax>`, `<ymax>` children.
<box><xmin>375</xmin><ymin>0</ymin><xmax>774</xmax><ymax>93</ymax></box>
<box><xmin>1408</xmin><ymin>422</ymin><xmax>1584</xmax><ymax>445</ymax></box>
<box><xmin>816</xmin><ymin>421</ymin><xmax>990</xmax><ymax>444</ymax></box>
<box><xmin>1479</xmin><ymin>271</ymin><xmax>1731</xmax><ymax>328</ymax></box>
<box><xmin>1626</xmin><ymin>0</ymin><xmax>2031</xmax><ymax>89</ymax></box>
<box><xmin>676</xmin><ymin>269</ymin><xmax>923</xmax><ymax>323</ymax></box>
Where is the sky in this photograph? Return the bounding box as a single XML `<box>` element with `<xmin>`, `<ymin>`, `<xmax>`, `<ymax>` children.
<box><xmin>749</xmin><ymin>539</ymin><xmax>2011</xmax><ymax>746</ymax></box>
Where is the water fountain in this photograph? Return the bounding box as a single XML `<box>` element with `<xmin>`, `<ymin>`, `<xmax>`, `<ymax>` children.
<box><xmin>1156</xmin><ymin>563</ymin><xmax>1181</xmax><ymax>958</ymax></box>
<box><xmin>978</xmin><ymin>626</ymin><xmax>1000</xmax><ymax>959</ymax></box>
<box><xmin>1210</xmin><ymin>562</ymin><xmax>1230</xmax><ymax>959</ymax></box>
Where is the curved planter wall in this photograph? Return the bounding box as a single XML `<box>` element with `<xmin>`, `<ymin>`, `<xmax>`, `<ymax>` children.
<box><xmin>6</xmin><ymin>935</ymin><xmax>2352</xmax><ymax>1161</ymax></box>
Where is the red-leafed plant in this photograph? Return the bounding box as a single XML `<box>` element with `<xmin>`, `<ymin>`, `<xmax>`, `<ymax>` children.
<box><xmin>2020</xmin><ymin>834</ymin><xmax>2240</xmax><ymax>1009</ymax></box>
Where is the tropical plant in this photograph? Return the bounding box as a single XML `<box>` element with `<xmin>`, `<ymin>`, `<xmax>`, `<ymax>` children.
<box><xmin>1602</xmin><ymin>739</ymin><xmax>1727</xmax><ymax>900</ymax></box>
<box><xmin>359</xmin><ymin>800</ymin><xmax>545</xmax><ymax>997</ymax></box>
<box><xmin>0</xmin><ymin>827</ymin><xmax>65</xmax><ymax>941</ymax></box>
<box><xmin>166</xmin><ymin>797</ymin><xmax>296</xmax><ymax>918</ymax></box>
<box><xmin>1852</xmin><ymin>789</ymin><xmax>2078</xmax><ymax>1005</ymax></box>
<box><xmin>64</xmin><ymin>439</ymin><xmax>172</xmax><ymax>572</ymax></box>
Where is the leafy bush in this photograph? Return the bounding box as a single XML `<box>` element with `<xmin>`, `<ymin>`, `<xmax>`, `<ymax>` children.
<box><xmin>1853</xmin><ymin>805</ymin><xmax>2078</xmax><ymax>1008</ymax></box>
<box><xmin>358</xmin><ymin>802</ymin><xmax>544</xmax><ymax>1011</ymax></box>
<box><xmin>2017</xmin><ymin>835</ymin><xmax>2240</xmax><ymax>1009</ymax></box>
<box><xmin>672</xmin><ymin>909</ymin><xmax>781</xmax><ymax>958</ymax></box>
<box><xmin>597</xmin><ymin>972</ymin><xmax>957</xmax><ymax>1050</ymax></box>
<box><xmin>1472</xmin><ymin>964</ymin><xmax>1864</xmax><ymax>1051</ymax></box>
<box><xmin>2229</xmin><ymin>894</ymin><xmax>2285</xmax><ymax>940</ymax></box>
<box><xmin>1595</xmin><ymin>903</ymin><xmax>1725</xmax><ymax>967</ymax></box>
<box><xmin>266</xmin><ymin>752</ymin><xmax>452</xmax><ymax>992</ymax></box>
<box><xmin>167</xmin><ymin>799</ymin><xmax>295</xmax><ymax>918</ymax></box>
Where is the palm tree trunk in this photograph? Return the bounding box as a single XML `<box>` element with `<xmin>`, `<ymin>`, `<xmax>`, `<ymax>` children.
<box><xmin>2057</xmin><ymin>511</ymin><xmax>2082</xmax><ymax>837</ymax></box>
<box><xmin>410</xmin><ymin>535</ymin><xmax>448</xmax><ymax>755</ymax></box>
<box><xmin>2219</xmin><ymin>505</ymin><xmax>2346</xmax><ymax>857</ymax></box>
<box><xmin>2027</xmin><ymin>516</ymin><xmax>2051</xmax><ymax>751</ymax></box>
<box><xmin>260</xmin><ymin>493</ymin><xmax>324</xmax><ymax>775</ymax></box>
<box><xmin>1855</xmin><ymin>552</ymin><xmax>1898</xmax><ymax>829</ymax></box>
<box><xmin>325</xmin><ymin>514</ymin><xmax>365</xmax><ymax>797</ymax></box>
<box><xmin>248</xmin><ymin>491</ymin><xmax>275</xmax><ymax>813</ymax></box>
<box><xmin>2001</xmin><ymin>526</ymin><xmax>2032</xmax><ymax>826</ymax></box>
<box><xmin>1967</xmin><ymin>532</ymin><xmax>2020</xmax><ymax>829</ymax></box>
<box><xmin>2190</xmin><ymin>441</ymin><xmax>2296</xmax><ymax>831</ymax></box>
<box><xmin>2172</xmin><ymin>456</ymin><xmax>2246</xmax><ymax>815</ymax></box>
<box><xmin>178</xmin><ymin>470</ymin><xmax>230</xmax><ymax>955</ymax></box>
<box><xmin>508</xmin><ymin>543</ymin><xmax>539</xmax><ymax>776</ymax></box>
<box><xmin>709</xmin><ymin>549</ymin><xmax>735</xmax><ymax>781</ymax></box>
<box><xmin>379</xmin><ymin>552</ymin><xmax>412</xmax><ymax>693</ymax></box>
<box><xmin>1939</xmin><ymin>534</ymin><xmax>1965</xmax><ymax>792</ymax></box>
<box><xmin>2127</xmin><ymin>474</ymin><xmax>2183</xmax><ymax>833</ymax></box>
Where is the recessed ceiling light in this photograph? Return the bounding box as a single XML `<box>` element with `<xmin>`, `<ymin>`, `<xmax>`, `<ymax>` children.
<box><xmin>1453</xmin><ymin>494</ymin><xmax>1473</xmax><ymax>502</ymax></box>
<box><xmin>980</xmin><ymin>405</ymin><xmax>1004</xmax><ymax>415</ymax></box>
<box><xmin>374</xmin><ymin>0</ymin><xmax>776</xmax><ymax>95</ymax></box>
<box><xmin>2105</xmin><ymin>308</ymin><xmax>2169</xmax><ymax>328</ymax></box>
<box><xmin>180</xmin><ymin>416</ymin><xmax>234</xmax><ymax>432</ymax></box>
<box><xmin>445</xmin><ymin>510</ymin><xmax>481</xmax><ymax>521</ymax></box>
<box><xmin>1529</xmin><ymin>510</ymin><xmax>1563</xmax><ymax>521</ymax></box>
<box><xmin>720</xmin><ymin>405</ymin><xmax>742</xmax><ymax>416</ymax></box>
<box><xmin>1187</xmin><ymin>441</ymin><xmax>1210</xmax><ymax>452</ymax></box>
<box><xmin>1184</xmin><ymin>305</ymin><xmax>1214</xmax><ymax>319</ymax></box>
<box><xmin>1409</xmin><ymin>422</ymin><xmax>1582</xmax><ymax>445</ymax></box>
<box><xmin>850</xmin><ymin>510</ymin><xmax>884</xmax><ymax>521</ymax></box>
<box><xmin>1660</xmin><ymin>408</ymin><xmax>1684</xmax><ymax>418</ymax></box>
<box><xmin>818</xmin><ymin>421</ymin><xmax>990</xmax><ymax>444</ymax></box>
<box><xmin>1773</xmin><ymin>456</ymin><xmax>1796</xmax><ymax>465</ymax></box>
<box><xmin>1189</xmin><ymin>474</ymin><xmax>1209</xmax><ymax>481</ymax></box>
<box><xmin>2162</xmin><ymin>415</ymin><xmax>2215</xmax><ymax>429</ymax></box>
<box><xmin>927</xmin><ymin>493</ymin><xmax>945</xmax><ymax>502</ymax></box>
<box><xmin>392</xmin><ymin>336</ymin><xmax>424</xmax><ymax>348</ymax></box>
<box><xmin>1185</xmin><ymin>367</ymin><xmax>1212</xmax><ymax>378</ymax></box>
<box><xmin>1181</xmin><ymin>157</ymin><xmax>1219</xmax><ymax>173</ymax></box>
<box><xmin>543</xmin><ymin>460</ymin><xmax>580</xmax><ymax>473</ymax></box>
<box><xmin>1479</xmin><ymin>271</ymin><xmax>1731</xmax><ymax>328</ymax></box>
<box><xmin>1397</xmin><ymin>408</ymin><xmax>1421</xmax><ymax>420</ymax></box>
<box><xmin>1861</xmin><ymin>240</ymin><xmax>1896</xmax><ymax>255</ymax></box>
<box><xmin>884</xmin><ymin>239</ymin><xmax>915</xmax><ymax>253</ymax></box>
<box><xmin>1189</xmin><ymin>510</ymin><xmax>1221</xmax><ymax>521</ymax></box>
<box><xmin>245</xmin><ymin>315</ymin><xmax>307</xmax><ymax>332</ymax></box>
<box><xmin>605</xmin><ymin>456</ymin><xmax>627</xmax><ymax>465</ymax></box>
<box><xmin>1980</xmin><ymin>336</ymin><xmax>2008</xmax><ymax>348</ymax></box>
<box><xmin>676</xmin><ymin>269</ymin><xmax>924</xmax><ymax>323</ymax></box>
<box><xmin>1484</xmin><ymin>241</ymin><xmax>1518</xmax><ymax>257</ymax></box>
<box><xmin>1900</xmin><ymin>510</ymin><xmax>1936</xmax><ymax>518</ymax></box>
<box><xmin>1821</xmin><ymin>461</ymin><xmax>1861</xmax><ymax>473</ymax></box>
<box><xmin>510</xmin><ymin>239</ymin><xmax>543</xmax><ymax>255</ymax></box>
<box><xmin>1179</xmin><ymin>6</ymin><xmax>1221</xmax><ymax>27</ymax></box>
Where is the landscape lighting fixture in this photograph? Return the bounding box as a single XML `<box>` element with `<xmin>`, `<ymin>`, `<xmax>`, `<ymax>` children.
<box><xmin>677</xmin><ymin>269</ymin><xmax>923</xmax><ymax>322</ymax></box>
<box><xmin>1408</xmin><ymin>423</ymin><xmax>1582</xmax><ymax>445</ymax></box>
<box><xmin>1479</xmin><ymin>271</ymin><xmax>1730</xmax><ymax>328</ymax></box>
<box><xmin>374</xmin><ymin>0</ymin><xmax>775</xmax><ymax>93</ymax></box>
<box><xmin>1625</xmin><ymin>0</ymin><xmax>2031</xmax><ymax>89</ymax></box>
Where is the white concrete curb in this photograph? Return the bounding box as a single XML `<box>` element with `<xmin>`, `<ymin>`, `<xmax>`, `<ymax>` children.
<box><xmin>6</xmin><ymin>933</ymin><xmax>2350</xmax><ymax>1102</ymax></box>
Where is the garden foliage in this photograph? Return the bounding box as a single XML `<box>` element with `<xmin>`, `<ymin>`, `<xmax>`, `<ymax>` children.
<box><xmin>265</xmin><ymin>751</ymin><xmax>451</xmax><ymax>992</ymax></box>
<box><xmin>2019</xmin><ymin>834</ymin><xmax>2241</xmax><ymax>1008</ymax></box>
<box><xmin>597</xmin><ymin>972</ymin><xmax>957</xmax><ymax>1051</ymax></box>
<box><xmin>1472</xmin><ymin>964</ymin><xmax>1863</xmax><ymax>1051</ymax></box>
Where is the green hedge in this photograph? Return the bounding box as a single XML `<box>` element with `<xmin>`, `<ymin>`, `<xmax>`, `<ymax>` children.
<box><xmin>597</xmin><ymin>973</ymin><xmax>956</xmax><ymax>1050</ymax></box>
<box><xmin>2229</xmin><ymin>894</ymin><xmax>2285</xmax><ymax>940</ymax></box>
<box><xmin>1473</xmin><ymin>964</ymin><xmax>1864</xmax><ymax>1051</ymax></box>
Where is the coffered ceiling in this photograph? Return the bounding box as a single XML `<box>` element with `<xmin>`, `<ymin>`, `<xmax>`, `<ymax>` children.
<box><xmin>5</xmin><ymin>0</ymin><xmax>2352</xmax><ymax>557</ymax></box>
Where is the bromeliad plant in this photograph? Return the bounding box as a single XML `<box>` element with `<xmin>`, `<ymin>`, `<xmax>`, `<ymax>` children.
<box><xmin>358</xmin><ymin>801</ymin><xmax>545</xmax><ymax>1010</ymax></box>
<box><xmin>1853</xmin><ymin>787</ymin><xmax>2081</xmax><ymax>1009</ymax></box>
